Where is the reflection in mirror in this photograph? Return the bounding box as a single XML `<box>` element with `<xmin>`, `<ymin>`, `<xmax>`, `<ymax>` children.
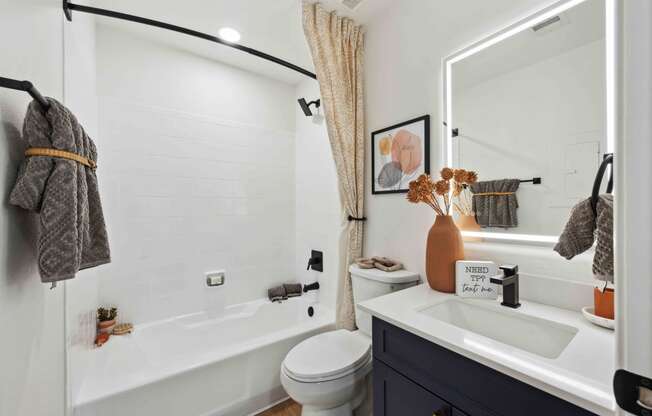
<box><xmin>446</xmin><ymin>0</ymin><xmax>610</xmax><ymax>240</ymax></box>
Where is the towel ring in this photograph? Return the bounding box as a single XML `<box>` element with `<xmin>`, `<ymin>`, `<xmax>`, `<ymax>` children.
<box><xmin>591</xmin><ymin>153</ymin><xmax>614</xmax><ymax>216</ymax></box>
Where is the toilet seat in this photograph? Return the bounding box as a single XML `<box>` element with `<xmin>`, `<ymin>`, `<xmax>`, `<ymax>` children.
<box><xmin>282</xmin><ymin>330</ymin><xmax>371</xmax><ymax>383</ymax></box>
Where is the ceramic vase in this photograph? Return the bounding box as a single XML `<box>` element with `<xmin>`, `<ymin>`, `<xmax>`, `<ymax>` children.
<box><xmin>426</xmin><ymin>215</ymin><xmax>465</xmax><ymax>292</ymax></box>
<box><xmin>456</xmin><ymin>214</ymin><xmax>482</xmax><ymax>242</ymax></box>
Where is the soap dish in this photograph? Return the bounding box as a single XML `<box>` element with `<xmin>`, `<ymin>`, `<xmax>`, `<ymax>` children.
<box><xmin>581</xmin><ymin>306</ymin><xmax>614</xmax><ymax>330</ymax></box>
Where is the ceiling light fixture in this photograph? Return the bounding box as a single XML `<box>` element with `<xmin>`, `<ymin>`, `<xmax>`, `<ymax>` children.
<box><xmin>218</xmin><ymin>27</ymin><xmax>241</xmax><ymax>43</ymax></box>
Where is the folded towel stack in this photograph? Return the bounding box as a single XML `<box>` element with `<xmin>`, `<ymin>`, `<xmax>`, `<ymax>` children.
<box><xmin>268</xmin><ymin>286</ymin><xmax>287</xmax><ymax>302</ymax></box>
<box><xmin>284</xmin><ymin>283</ymin><xmax>303</xmax><ymax>298</ymax></box>
<box><xmin>268</xmin><ymin>283</ymin><xmax>304</xmax><ymax>302</ymax></box>
<box><xmin>355</xmin><ymin>257</ymin><xmax>404</xmax><ymax>272</ymax></box>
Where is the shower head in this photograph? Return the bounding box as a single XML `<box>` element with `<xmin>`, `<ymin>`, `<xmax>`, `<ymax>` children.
<box><xmin>298</xmin><ymin>98</ymin><xmax>321</xmax><ymax>117</ymax></box>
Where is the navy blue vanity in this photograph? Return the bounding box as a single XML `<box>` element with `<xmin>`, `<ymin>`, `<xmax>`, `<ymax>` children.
<box><xmin>372</xmin><ymin>318</ymin><xmax>597</xmax><ymax>416</ymax></box>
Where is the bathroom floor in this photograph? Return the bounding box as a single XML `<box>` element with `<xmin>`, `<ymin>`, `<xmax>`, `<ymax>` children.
<box><xmin>257</xmin><ymin>399</ymin><xmax>301</xmax><ymax>416</ymax></box>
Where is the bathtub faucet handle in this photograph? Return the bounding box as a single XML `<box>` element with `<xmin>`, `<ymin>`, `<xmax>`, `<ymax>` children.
<box><xmin>303</xmin><ymin>282</ymin><xmax>320</xmax><ymax>293</ymax></box>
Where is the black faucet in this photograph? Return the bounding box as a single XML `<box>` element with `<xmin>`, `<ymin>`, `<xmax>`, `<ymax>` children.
<box><xmin>490</xmin><ymin>265</ymin><xmax>521</xmax><ymax>308</ymax></box>
<box><xmin>306</xmin><ymin>250</ymin><xmax>323</xmax><ymax>272</ymax></box>
<box><xmin>303</xmin><ymin>282</ymin><xmax>320</xmax><ymax>293</ymax></box>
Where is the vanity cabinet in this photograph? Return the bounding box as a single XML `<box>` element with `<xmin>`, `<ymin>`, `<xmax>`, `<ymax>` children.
<box><xmin>372</xmin><ymin>318</ymin><xmax>596</xmax><ymax>416</ymax></box>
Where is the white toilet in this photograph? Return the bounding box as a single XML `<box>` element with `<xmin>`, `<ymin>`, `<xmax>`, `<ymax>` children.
<box><xmin>281</xmin><ymin>264</ymin><xmax>419</xmax><ymax>416</ymax></box>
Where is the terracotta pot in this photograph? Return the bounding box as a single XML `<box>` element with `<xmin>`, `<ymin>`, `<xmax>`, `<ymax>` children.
<box><xmin>426</xmin><ymin>215</ymin><xmax>465</xmax><ymax>293</ymax></box>
<box><xmin>98</xmin><ymin>319</ymin><xmax>116</xmax><ymax>334</ymax></box>
<box><xmin>456</xmin><ymin>214</ymin><xmax>482</xmax><ymax>242</ymax></box>
<box><xmin>594</xmin><ymin>287</ymin><xmax>614</xmax><ymax>320</ymax></box>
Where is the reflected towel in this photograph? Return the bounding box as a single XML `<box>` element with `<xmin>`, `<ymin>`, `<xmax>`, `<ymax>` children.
<box><xmin>470</xmin><ymin>179</ymin><xmax>520</xmax><ymax>228</ymax></box>
<box><xmin>9</xmin><ymin>98</ymin><xmax>110</xmax><ymax>283</ymax></box>
<box><xmin>554</xmin><ymin>195</ymin><xmax>613</xmax><ymax>282</ymax></box>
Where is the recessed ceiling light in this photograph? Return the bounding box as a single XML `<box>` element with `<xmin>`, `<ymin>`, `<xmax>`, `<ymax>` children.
<box><xmin>218</xmin><ymin>27</ymin><xmax>241</xmax><ymax>43</ymax></box>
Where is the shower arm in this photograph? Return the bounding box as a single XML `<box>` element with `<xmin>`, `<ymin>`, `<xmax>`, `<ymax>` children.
<box><xmin>62</xmin><ymin>0</ymin><xmax>317</xmax><ymax>80</ymax></box>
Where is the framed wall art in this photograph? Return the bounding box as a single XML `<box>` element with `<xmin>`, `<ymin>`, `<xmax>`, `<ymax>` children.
<box><xmin>371</xmin><ymin>115</ymin><xmax>430</xmax><ymax>194</ymax></box>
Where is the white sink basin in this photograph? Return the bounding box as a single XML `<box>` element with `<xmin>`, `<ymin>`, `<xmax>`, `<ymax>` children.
<box><xmin>418</xmin><ymin>299</ymin><xmax>578</xmax><ymax>359</ymax></box>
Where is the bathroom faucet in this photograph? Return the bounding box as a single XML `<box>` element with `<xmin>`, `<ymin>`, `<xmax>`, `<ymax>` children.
<box><xmin>490</xmin><ymin>265</ymin><xmax>521</xmax><ymax>308</ymax></box>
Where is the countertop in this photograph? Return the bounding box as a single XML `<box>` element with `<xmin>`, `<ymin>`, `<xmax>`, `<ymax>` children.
<box><xmin>358</xmin><ymin>284</ymin><xmax>616</xmax><ymax>415</ymax></box>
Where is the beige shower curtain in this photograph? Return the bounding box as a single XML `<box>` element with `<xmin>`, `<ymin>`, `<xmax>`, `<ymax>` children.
<box><xmin>302</xmin><ymin>2</ymin><xmax>365</xmax><ymax>330</ymax></box>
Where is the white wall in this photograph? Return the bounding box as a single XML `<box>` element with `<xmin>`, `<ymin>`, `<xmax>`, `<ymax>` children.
<box><xmin>62</xmin><ymin>2</ymin><xmax>100</xmax><ymax>409</ymax></box>
<box><xmin>454</xmin><ymin>39</ymin><xmax>606</xmax><ymax>235</ymax></box>
<box><xmin>94</xmin><ymin>26</ymin><xmax>297</xmax><ymax>325</ymax></box>
<box><xmin>0</xmin><ymin>1</ymin><xmax>66</xmax><ymax>416</ymax></box>
<box><xmin>364</xmin><ymin>0</ymin><xmax>595</xmax><ymax>310</ymax></box>
<box><xmin>294</xmin><ymin>79</ymin><xmax>341</xmax><ymax>309</ymax></box>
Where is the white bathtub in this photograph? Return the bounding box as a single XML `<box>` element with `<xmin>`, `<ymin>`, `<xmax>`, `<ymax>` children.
<box><xmin>74</xmin><ymin>298</ymin><xmax>334</xmax><ymax>416</ymax></box>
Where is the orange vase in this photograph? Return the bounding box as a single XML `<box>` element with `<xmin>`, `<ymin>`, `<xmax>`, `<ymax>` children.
<box><xmin>426</xmin><ymin>215</ymin><xmax>465</xmax><ymax>293</ymax></box>
<box><xmin>594</xmin><ymin>287</ymin><xmax>615</xmax><ymax>319</ymax></box>
<box><xmin>456</xmin><ymin>214</ymin><xmax>482</xmax><ymax>242</ymax></box>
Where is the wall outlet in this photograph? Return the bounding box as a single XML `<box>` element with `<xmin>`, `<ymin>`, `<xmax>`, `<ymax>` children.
<box><xmin>206</xmin><ymin>270</ymin><xmax>225</xmax><ymax>287</ymax></box>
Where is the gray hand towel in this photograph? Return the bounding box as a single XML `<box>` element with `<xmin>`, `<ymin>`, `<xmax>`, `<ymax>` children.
<box><xmin>284</xmin><ymin>283</ymin><xmax>302</xmax><ymax>297</ymax></box>
<box><xmin>9</xmin><ymin>98</ymin><xmax>110</xmax><ymax>283</ymax></box>
<box><xmin>554</xmin><ymin>195</ymin><xmax>613</xmax><ymax>282</ymax></box>
<box><xmin>268</xmin><ymin>285</ymin><xmax>287</xmax><ymax>302</ymax></box>
<box><xmin>470</xmin><ymin>179</ymin><xmax>520</xmax><ymax>228</ymax></box>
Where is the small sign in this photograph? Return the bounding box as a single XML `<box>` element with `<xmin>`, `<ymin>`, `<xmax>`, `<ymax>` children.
<box><xmin>455</xmin><ymin>261</ymin><xmax>498</xmax><ymax>299</ymax></box>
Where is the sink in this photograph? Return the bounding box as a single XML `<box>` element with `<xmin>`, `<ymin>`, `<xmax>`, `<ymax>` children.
<box><xmin>418</xmin><ymin>299</ymin><xmax>578</xmax><ymax>359</ymax></box>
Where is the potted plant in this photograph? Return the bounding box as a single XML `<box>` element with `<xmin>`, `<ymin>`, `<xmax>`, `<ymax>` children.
<box><xmin>97</xmin><ymin>307</ymin><xmax>117</xmax><ymax>334</ymax></box>
<box><xmin>594</xmin><ymin>281</ymin><xmax>614</xmax><ymax>320</ymax></box>
<box><xmin>407</xmin><ymin>168</ymin><xmax>473</xmax><ymax>292</ymax></box>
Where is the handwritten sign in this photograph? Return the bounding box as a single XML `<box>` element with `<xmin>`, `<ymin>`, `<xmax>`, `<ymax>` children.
<box><xmin>455</xmin><ymin>261</ymin><xmax>498</xmax><ymax>299</ymax></box>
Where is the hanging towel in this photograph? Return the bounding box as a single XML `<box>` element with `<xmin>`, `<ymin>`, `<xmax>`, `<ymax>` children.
<box><xmin>470</xmin><ymin>179</ymin><xmax>520</xmax><ymax>228</ymax></box>
<box><xmin>9</xmin><ymin>98</ymin><xmax>110</xmax><ymax>283</ymax></box>
<box><xmin>554</xmin><ymin>195</ymin><xmax>613</xmax><ymax>282</ymax></box>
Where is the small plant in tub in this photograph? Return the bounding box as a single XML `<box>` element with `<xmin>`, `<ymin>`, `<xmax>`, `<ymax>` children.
<box><xmin>97</xmin><ymin>306</ymin><xmax>117</xmax><ymax>334</ymax></box>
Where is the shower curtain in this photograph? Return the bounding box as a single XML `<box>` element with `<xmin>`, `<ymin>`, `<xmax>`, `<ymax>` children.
<box><xmin>302</xmin><ymin>2</ymin><xmax>365</xmax><ymax>330</ymax></box>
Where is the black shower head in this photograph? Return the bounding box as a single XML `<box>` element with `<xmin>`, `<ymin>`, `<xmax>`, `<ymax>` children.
<box><xmin>298</xmin><ymin>98</ymin><xmax>321</xmax><ymax>117</ymax></box>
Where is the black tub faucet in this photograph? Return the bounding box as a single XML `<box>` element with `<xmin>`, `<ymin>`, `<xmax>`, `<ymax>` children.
<box><xmin>490</xmin><ymin>265</ymin><xmax>521</xmax><ymax>308</ymax></box>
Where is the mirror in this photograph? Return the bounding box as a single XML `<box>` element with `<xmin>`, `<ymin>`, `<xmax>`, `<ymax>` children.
<box><xmin>444</xmin><ymin>0</ymin><xmax>613</xmax><ymax>242</ymax></box>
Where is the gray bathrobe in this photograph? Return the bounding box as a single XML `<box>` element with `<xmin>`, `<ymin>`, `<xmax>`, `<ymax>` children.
<box><xmin>470</xmin><ymin>179</ymin><xmax>520</xmax><ymax>228</ymax></box>
<box><xmin>9</xmin><ymin>98</ymin><xmax>110</xmax><ymax>283</ymax></box>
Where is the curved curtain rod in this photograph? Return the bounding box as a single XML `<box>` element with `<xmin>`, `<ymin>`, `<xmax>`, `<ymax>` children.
<box><xmin>62</xmin><ymin>0</ymin><xmax>317</xmax><ymax>80</ymax></box>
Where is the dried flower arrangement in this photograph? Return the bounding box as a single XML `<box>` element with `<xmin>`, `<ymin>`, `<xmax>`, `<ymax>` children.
<box><xmin>451</xmin><ymin>168</ymin><xmax>478</xmax><ymax>216</ymax></box>
<box><xmin>97</xmin><ymin>306</ymin><xmax>117</xmax><ymax>322</ymax></box>
<box><xmin>407</xmin><ymin>168</ymin><xmax>478</xmax><ymax>216</ymax></box>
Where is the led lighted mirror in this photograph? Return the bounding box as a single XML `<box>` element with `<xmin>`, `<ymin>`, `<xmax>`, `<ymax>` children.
<box><xmin>443</xmin><ymin>0</ymin><xmax>615</xmax><ymax>243</ymax></box>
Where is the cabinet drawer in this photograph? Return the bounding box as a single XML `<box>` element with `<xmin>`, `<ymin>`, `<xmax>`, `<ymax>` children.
<box><xmin>373</xmin><ymin>317</ymin><xmax>596</xmax><ymax>416</ymax></box>
<box><xmin>374</xmin><ymin>359</ymin><xmax>454</xmax><ymax>416</ymax></box>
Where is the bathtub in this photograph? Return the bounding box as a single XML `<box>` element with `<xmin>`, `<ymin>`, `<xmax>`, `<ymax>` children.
<box><xmin>74</xmin><ymin>297</ymin><xmax>334</xmax><ymax>416</ymax></box>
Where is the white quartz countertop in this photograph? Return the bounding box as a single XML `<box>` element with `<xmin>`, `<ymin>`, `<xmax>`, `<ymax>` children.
<box><xmin>358</xmin><ymin>284</ymin><xmax>616</xmax><ymax>415</ymax></box>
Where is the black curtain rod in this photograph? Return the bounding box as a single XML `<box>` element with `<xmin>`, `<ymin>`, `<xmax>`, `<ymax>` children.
<box><xmin>520</xmin><ymin>177</ymin><xmax>542</xmax><ymax>184</ymax></box>
<box><xmin>62</xmin><ymin>0</ymin><xmax>317</xmax><ymax>80</ymax></box>
<box><xmin>0</xmin><ymin>76</ymin><xmax>50</xmax><ymax>109</ymax></box>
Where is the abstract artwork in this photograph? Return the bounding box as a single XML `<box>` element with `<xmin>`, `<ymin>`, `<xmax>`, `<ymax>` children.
<box><xmin>371</xmin><ymin>115</ymin><xmax>430</xmax><ymax>194</ymax></box>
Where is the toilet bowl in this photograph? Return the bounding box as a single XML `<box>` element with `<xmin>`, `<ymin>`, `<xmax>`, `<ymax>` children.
<box><xmin>281</xmin><ymin>265</ymin><xmax>419</xmax><ymax>416</ymax></box>
<box><xmin>281</xmin><ymin>330</ymin><xmax>372</xmax><ymax>416</ymax></box>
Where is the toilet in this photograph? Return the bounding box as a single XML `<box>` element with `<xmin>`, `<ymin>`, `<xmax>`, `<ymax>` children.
<box><xmin>281</xmin><ymin>264</ymin><xmax>420</xmax><ymax>416</ymax></box>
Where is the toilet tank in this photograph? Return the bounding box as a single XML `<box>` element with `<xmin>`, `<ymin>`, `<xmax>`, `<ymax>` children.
<box><xmin>349</xmin><ymin>264</ymin><xmax>420</xmax><ymax>336</ymax></box>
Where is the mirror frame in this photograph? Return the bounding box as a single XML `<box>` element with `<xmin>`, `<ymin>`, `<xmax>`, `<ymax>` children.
<box><xmin>442</xmin><ymin>0</ymin><xmax>616</xmax><ymax>244</ymax></box>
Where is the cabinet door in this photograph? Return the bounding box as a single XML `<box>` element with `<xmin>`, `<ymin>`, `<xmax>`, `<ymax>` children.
<box><xmin>374</xmin><ymin>359</ymin><xmax>453</xmax><ymax>416</ymax></box>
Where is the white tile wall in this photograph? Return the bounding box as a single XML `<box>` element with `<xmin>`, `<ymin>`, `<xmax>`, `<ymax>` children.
<box><xmin>294</xmin><ymin>80</ymin><xmax>342</xmax><ymax>309</ymax></box>
<box><xmin>94</xmin><ymin>26</ymin><xmax>298</xmax><ymax>325</ymax></box>
<box><xmin>96</xmin><ymin>99</ymin><xmax>296</xmax><ymax>324</ymax></box>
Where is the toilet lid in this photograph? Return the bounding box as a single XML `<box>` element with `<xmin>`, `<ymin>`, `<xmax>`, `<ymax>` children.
<box><xmin>283</xmin><ymin>330</ymin><xmax>371</xmax><ymax>382</ymax></box>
